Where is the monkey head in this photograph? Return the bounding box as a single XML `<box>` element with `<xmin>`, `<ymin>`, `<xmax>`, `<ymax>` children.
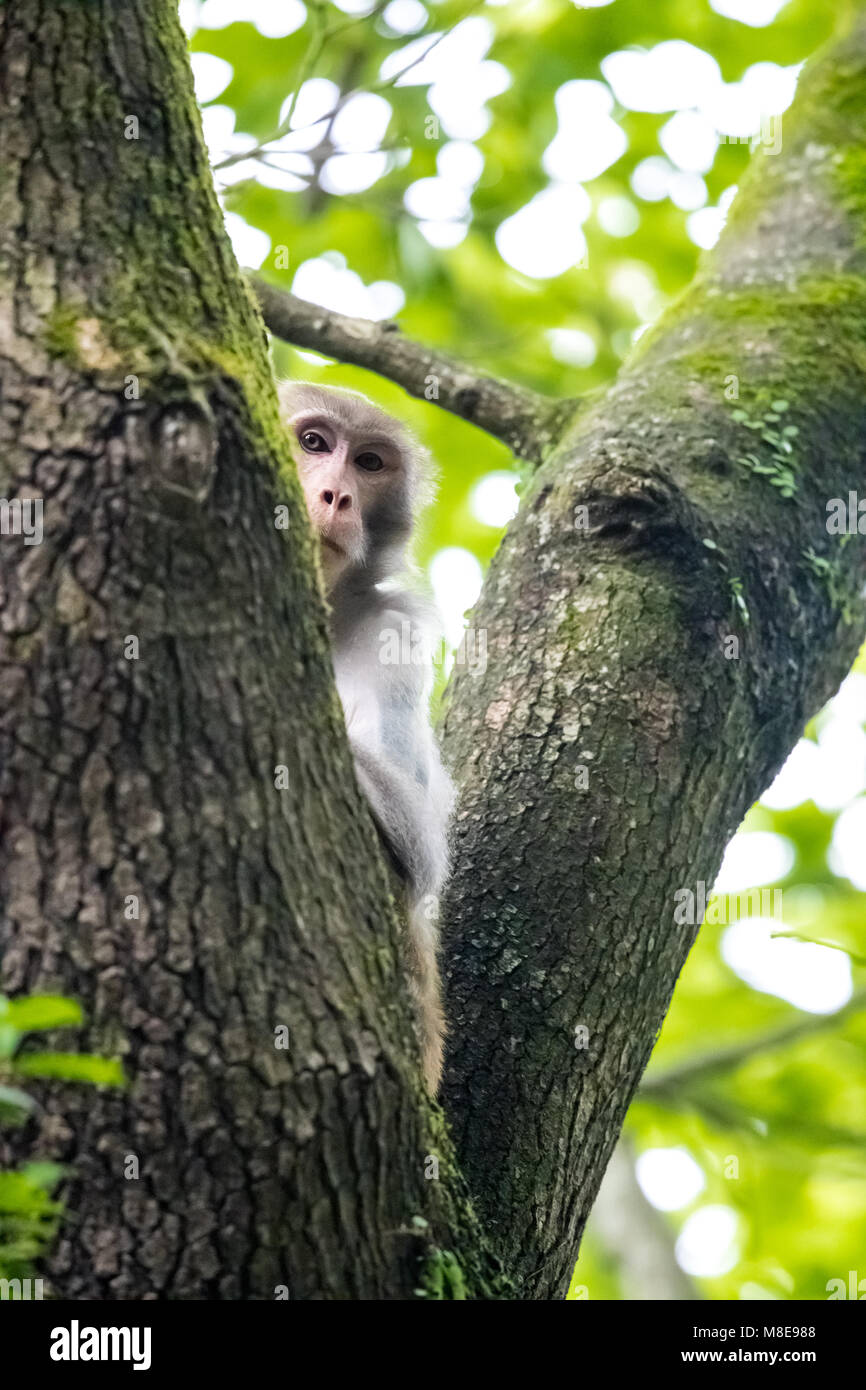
<box><xmin>280</xmin><ymin>382</ymin><xmax>434</xmax><ymax>590</ymax></box>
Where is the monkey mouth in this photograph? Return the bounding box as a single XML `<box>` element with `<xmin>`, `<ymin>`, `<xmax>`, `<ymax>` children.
<box><xmin>320</xmin><ymin>529</ymin><xmax>365</xmax><ymax>566</ymax></box>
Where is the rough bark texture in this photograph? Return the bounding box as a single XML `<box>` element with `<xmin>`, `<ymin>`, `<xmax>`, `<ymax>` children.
<box><xmin>0</xmin><ymin>0</ymin><xmax>496</xmax><ymax>1300</ymax></box>
<box><xmin>0</xmin><ymin>0</ymin><xmax>865</xmax><ymax>1303</ymax></box>
<box><xmin>439</xmin><ymin>11</ymin><xmax>866</xmax><ymax>1297</ymax></box>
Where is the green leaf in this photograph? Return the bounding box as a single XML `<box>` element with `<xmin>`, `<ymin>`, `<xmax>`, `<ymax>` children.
<box><xmin>0</xmin><ymin>1084</ymin><xmax>35</xmax><ymax>1119</ymax></box>
<box><xmin>1</xmin><ymin>996</ymin><xmax>83</xmax><ymax>1034</ymax></box>
<box><xmin>12</xmin><ymin>1053</ymin><xmax>125</xmax><ymax>1087</ymax></box>
<box><xmin>0</xmin><ymin>1170</ymin><xmax>60</xmax><ymax>1214</ymax></box>
<box><xmin>20</xmin><ymin>1162</ymin><xmax>66</xmax><ymax>1192</ymax></box>
<box><xmin>0</xmin><ymin>1025</ymin><xmax>20</xmax><ymax>1061</ymax></box>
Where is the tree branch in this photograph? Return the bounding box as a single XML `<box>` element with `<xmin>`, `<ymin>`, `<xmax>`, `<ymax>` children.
<box><xmin>641</xmin><ymin>990</ymin><xmax>866</xmax><ymax>1099</ymax></box>
<box><xmin>5</xmin><ymin>0</ymin><xmax>866</xmax><ymax>1305</ymax></box>
<box><xmin>440</xmin><ymin>10</ymin><xmax>866</xmax><ymax>1297</ymax></box>
<box><xmin>252</xmin><ymin>278</ymin><xmax>573</xmax><ymax>463</ymax></box>
<box><xmin>0</xmin><ymin>0</ymin><xmax>502</xmax><ymax>1301</ymax></box>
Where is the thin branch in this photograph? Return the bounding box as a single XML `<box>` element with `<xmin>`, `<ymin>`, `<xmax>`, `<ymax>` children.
<box><xmin>277</xmin><ymin>0</ymin><xmax>329</xmax><ymax>142</ymax></box>
<box><xmin>771</xmin><ymin>930</ymin><xmax>866</xmax><ymax>966</ymax></box>
<box><xmin>639</xmin><ymin>989</ymin><xmax>866</xmax><ymax>1099</ymax></box>
<box><xmin>213</xmin><ymin>3</ymin><xmax>482</xmax><ymax>174</ymax></box>
<box><xmin>253</xmin><ymin>278</ymin><xmax>574</xmax><ymax>463</ymax></box>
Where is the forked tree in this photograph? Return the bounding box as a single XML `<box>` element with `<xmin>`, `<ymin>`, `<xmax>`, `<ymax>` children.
<box><xmin>0</xmin><ymin>1</ymin><xmax>864</xmax><ymax>1298</ymax></box>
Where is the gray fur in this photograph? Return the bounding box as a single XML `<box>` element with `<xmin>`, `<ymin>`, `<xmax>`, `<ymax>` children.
<box><xmin>281</xmin><ymin>382</ymin><xmax>453</xmax><ymax>1090</ymax></box>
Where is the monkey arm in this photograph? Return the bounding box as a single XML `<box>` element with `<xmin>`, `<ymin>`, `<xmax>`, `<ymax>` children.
<box><xmin>351</xmin><ymin>741</ymin><xmax>429</xmax><ymax>887</ymax></box>
<box><xmin>346</xmin><ymin>695</ymin><xmax>450</xmax><ymax>899</ymax></box>
<box><xmin>341</xmin><ymin>650</ymin><xmax>451</xmax><ymax>1096</ymax></box>
<box><xmin>334</xmin><ymin>600</ymin><xmax>452</xmax><ymax>901</ymax></box>
<box><xmin>351</xmin><ymin>733</ymin><xmax>448</xmax><ymax>1094</ymax></box>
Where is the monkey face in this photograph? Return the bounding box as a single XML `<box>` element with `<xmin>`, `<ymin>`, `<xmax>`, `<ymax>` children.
<box><xmin>288</xmin><ymin>406</ymin><xmax>411</xmax><ymax>588</ymax></box>
<box><xmin>279</xmin><ymin>381</ymin><xmax>434</xmax><ymax>589</ymax></box>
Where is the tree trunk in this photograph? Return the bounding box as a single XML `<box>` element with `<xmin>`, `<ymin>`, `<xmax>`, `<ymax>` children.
<box><xmin>439</xmin><ymin>11</ymin><xmax>866</xmax><ymax>1296</ymax></box>
<box><xmin>0</xmin><ymin>0</ymin><xmax>494</xmax><ymax>1301</ymax></box>
<box><xmin>1</xmin><ymin>0</ymin><xmax>865</xmax><ymax>1300</ymax></box>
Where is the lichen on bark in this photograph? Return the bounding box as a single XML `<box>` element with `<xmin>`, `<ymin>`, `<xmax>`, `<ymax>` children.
<box><xmin>0</xmin><ymin>0</ymin><xmax>498</xmax><ymax>1300</ymax></box>
<box><xmin>2</xmin><ymin>0</ymin><xmax>866</xmax><ymax>1304</ymax></box>
<box><xmin>439</xmin><ymin>9</ymin><xmax>866</xmax><ymax>1298</ymax></box>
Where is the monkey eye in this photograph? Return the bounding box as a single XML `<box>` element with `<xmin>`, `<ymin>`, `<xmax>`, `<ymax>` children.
<box><xmin>299</xmin><ymin>430</ymin><xmax>330</xmax><ymax>453</ymax></box>
<box><xmin>355</xmin><ymin>452</ymin><xmax>384</xmax><ymax>472</ymax></box>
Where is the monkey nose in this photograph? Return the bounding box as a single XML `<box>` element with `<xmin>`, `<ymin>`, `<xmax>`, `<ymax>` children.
<box><xmin>321</xmin><ymin>489</ymin><xmax>352</xmax><ymax>511</ymax></box>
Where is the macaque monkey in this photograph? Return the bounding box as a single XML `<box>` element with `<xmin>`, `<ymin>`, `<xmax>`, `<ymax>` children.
<box><xmin>279</xmin><ymin>381</ymin><xmax>453</xmax><ymax>1092</ymax></box>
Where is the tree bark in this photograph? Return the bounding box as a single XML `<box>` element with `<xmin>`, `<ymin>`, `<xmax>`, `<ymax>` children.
<box><xmin>1</xmin><ymin>0</ymin><xmax>865</xmax><ymax>1302</ymax></box>
<box><xmin>0</xmin><ymin>0</ymin><xmax>496</xmax><ymax>1300</ymax></box>
<box><xmin>439</xmin><ymin>10</ymin><xmax>866</xmax><ymax>1297</ymax></box>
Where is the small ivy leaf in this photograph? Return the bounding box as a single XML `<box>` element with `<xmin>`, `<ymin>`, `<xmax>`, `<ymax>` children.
<box><xmin>12</xmin><ymin>1053</ymin><xmax>125</xmax><ymax>1086</ymax></box>
<box><xmin>3</xmin><ymin>996</ymin><xmax>83</xmax><ymax>1034</ymax></box>
<box><xmin>0</xmin><ymin>1024</ymin><xmax>19</xmax><ymax>1060</ymax></box>
<box><xmin>0</xmin><ymin>1083</ymin><xmax>36</xmax><ymax>1116</ymax></box>
<box><xmin>771</xmin><ymin>399</ymin><xmax>790</xmax><ymax>412</ymax></box>
<box><xmin>702</xmin><ymin>537</ymin><xmax>718</xmax><ymax>549</ymax></box>
<box><xmin>20</xmin><ymin>1161</ymin><xmax>66</xmax><ymax>1191</ymax></box>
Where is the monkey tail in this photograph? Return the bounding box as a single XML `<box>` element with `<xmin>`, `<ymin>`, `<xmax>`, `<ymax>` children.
<box><xmin>406</xmin><ymin>893</ymin><xmax>445</xmax><ymax>1094</ymax></box>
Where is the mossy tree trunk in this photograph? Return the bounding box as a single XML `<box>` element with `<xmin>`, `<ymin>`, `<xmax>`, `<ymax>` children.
<box><xmin>0</xmin><ymin>0</ymin><xmax>865</xmax><ymax>1300</ymax></box>
<box><xmin>0</xmin><ymin>0</ymin><xmax>493</xmax><ymax>1300</ymax></box>
<box><xmin>440</xmin><ymin>11</ymin><xmax>866</xmax><ymax>1296</ymax></box>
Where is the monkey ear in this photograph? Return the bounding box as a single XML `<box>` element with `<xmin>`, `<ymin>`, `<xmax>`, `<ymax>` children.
<box><xmin>411</xmin><ymin>441</ymin><xmax>438</xmax><ymax>513</ymax></box>
<box><xmin>277</xmin><ymin>379</ymin><xmax>312</xmax><ymax>419</ymax></box>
